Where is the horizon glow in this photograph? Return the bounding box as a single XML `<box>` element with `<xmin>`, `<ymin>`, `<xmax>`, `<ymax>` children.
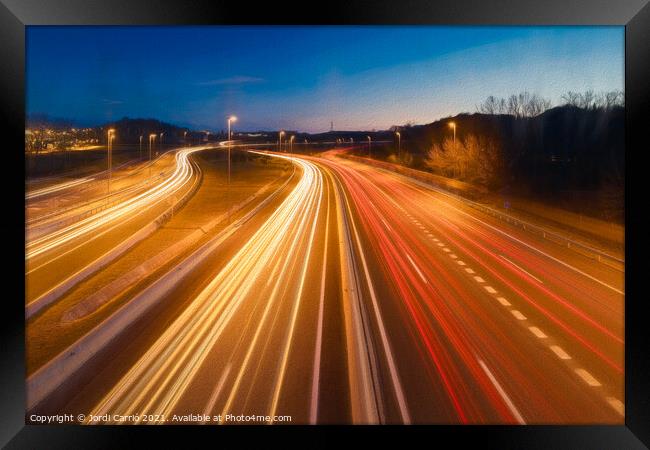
<box><xmin>26</xmin><ymin>26</ymin><xmax>624</xmax><ymax>133</ymax></box>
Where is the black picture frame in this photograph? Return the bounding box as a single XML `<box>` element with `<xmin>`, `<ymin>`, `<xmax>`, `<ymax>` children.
<box><xmin>1</xmin><ymin>0</ymin><xmax>648</xmax><ymax>448</ymax></box>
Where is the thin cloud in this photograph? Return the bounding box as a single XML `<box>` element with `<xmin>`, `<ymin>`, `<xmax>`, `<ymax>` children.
<box><xmin>197</xmin><ymin>76</ymin><xmax>264</xmax><ymax>86</ymax></box>
<box><xmin>102</xmin><ymin>99</ymin><xmax>124</xmax><ymax>105</ymax></box>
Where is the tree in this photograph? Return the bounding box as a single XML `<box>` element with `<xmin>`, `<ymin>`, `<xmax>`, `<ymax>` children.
<box><xmin>478</xmin><ymin>92</ymin><xmax>552</xmax><ymax>118</ymax></box>
<box><xmin>425</xmin><ymin>133</ymin><xmax>504</xmax><ymax>188</ymax></box>
<box><xmin>561</xmin><ymin>90</ymin><xmax>623</xmax><ymax>109</ymax></box>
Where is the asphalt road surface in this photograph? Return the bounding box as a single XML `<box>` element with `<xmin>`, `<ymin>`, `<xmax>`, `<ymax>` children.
<box><xmin>26</xmin><ymin>148</ymin><xmax>624</xmax><ymax>425</ymax></box>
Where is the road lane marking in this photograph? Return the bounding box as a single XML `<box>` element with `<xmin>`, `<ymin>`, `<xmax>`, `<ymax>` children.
<box><xmin>407</xmin><ymin>178</ymin><xmax>624</xmax><ymax>294</ymax></box>
<box><xmin>528</xmin><ymin>327</ymin><xmax>547</xmax><ymax>338</ymax></box>
<box><xmin>477</xmin><ymin>359</ymin><xmax>526</xmax><ymax>424</ymax></box>
<box><xmin>575</xmin><ymin>368</ymin><xmax>601</xmax><ymax>386</ymax></box>
<box><xmin>310</xmin><ymin>185</ymin><xmax>330</xmax><ymax>424</ymax></box>
<box><xmin>449</xmin><ymin>254</ymin><xmax>457</xmax><ymax>259</ymax></box>
<box><xmin>499</xmin><ymin>255</ymin><xmax>544</xmax><ymax>284</ymax></box>
<box><xmin>473</xmin><ymin>276</ymin><xmax>485</xmax><ymax>283</ymax></box>
<box><xmin>497</xmin><ymin>297</ymin><xmax>511</xmax><ymax>306</ymax></box>
<box><xmin>407</xmin><ymin>254</ymin><xmax>428</xmax><ymax>284</ymax></box>
<box><xmin>484</xmin><ymin>286</ymin><xmax>497</xmax><ymax>294</ymax></box>
<box><xmin>338</xmin><ymin>174</ymin><xmax>412</xmax><ymax>424</ymax></box>
<box><xmin>437</xmin><ymin>243</ymin><xmax>445</xmax><ymax>247</ymax></box>
<box><xmin>465</xmin><ymin>268</ymin><xmax>475</xmax><ymax>274</ymax></box>
<box><xmin>511</xmin><ymin>310</ymin><xmax>527</xmax><ymax>320</ymax></box>
<box><xmin>457</xmin><ymin>260</ymin><xmax>466</xmax><ymax>266</ymax></box>
<box><xmin>443</xmin><ymin>248</ymin><xmax>451</xmax><ymax>253</ymax></box>
<box><xmin>201</xmin><ymin>363</ymin><xmax>232</xmax><ymax>421</ymax></box>
<box><xmin>550</xmin><ymin>345</ymin><xmax>571</xmax><ymax>360</ymax></box>
<box><xmin>432</xmin><ymin>238</ymin><xmax>439</xmax><ymax>242</ymax></box>
<box><xmin>606</xmin><ymin>397</ymin><xmax>624</xmax><ymax>416</ymax></box>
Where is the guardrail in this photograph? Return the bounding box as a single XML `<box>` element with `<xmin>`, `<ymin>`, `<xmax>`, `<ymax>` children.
<box><xmin>26</xmin><ymin>158</ymin><xmax>205</xmax><ymax>320</ymax></box>
<box><xmin>341</xmin><ymin>154</ymin><xmax>624</xmax><ymax>271</ymax></box>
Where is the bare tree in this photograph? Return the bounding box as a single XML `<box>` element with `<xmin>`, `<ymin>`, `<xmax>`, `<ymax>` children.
<box><xmin>478</xmin><ymin>92</ymin><xmax>552</xmax><ymax>117</ymax></box>
<box><xmin>561</xmin><ymin>90</ymin><xmax>623</xmax><ymax>109</ymax></box>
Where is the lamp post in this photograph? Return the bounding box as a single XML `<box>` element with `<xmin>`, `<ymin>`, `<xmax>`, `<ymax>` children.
<box><xmin>279</xmin><ymin>130</ymin><xmax>285</xmax><ymax>152</ymax></box>
<box><xmin>289</xmin><ymin>135</ymin><xmax>295</xmax><ymax>153</ymax></box>
<box><xmin>107</xmin><ymin>128</ymin><xmax>115</xmax><ymax>195</ymax></box>
<box><xmin>227</xmin><ymin>116</ymin><xmax>237</xmax><ymax>142</ymax></box>
<box><xmin>183</xmin><ymin>131</ymin><xmax>188</xmax><ymax>146</ymax></box>
<box><xmin>367</xmin><ymin>135</ymin><xmax>371</xmax><ymax>158</ymax></box>
<box><xmin>448</xmin><ymin>121</ymin><xmax>456</xmax><ymax>144</ymax></box>
<box><xmin>395</xmin><ymin>131</ymin><xmax>401</xmax><ymax>160</ymax></box>
<box><xmin>148</xmin><ymin>133</ymin><xmax>156</xmax><ymax>180</ymax></box>
<box><xmin>139</xmin><ymin>135</ymin><xmax>143</xmax><ymax>160</ymax></box>
<box><xmin>206</xmin><ymin>131</ymin><xmax>210</xmax><ymax>144</ymax></box>
<box><xmin>159</xmin><ymin>132</ymin><xmax>164</xmax><ymax>154</ymax></box>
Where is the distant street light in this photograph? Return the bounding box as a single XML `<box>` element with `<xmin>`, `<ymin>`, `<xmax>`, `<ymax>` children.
<box><xmin>448</xmin><ymin>121</ymin><xmax>456</xmax><ymax>144</ymax></box>
<box><xmin>159</xmin><ymin>132</ymin><xmax>164</xmax><ymax>153</ymax></box>
<box><xmin>289</xmin><ymin>135</ymin><xmax>295</xmax><ymax>153</ymax></box>
<box><xmin>226</xmin><ymin>116</ymin><xmax>238</xmax><ymax>222</ymax></box>
<box><xmin>227</xmin><ymin>116</ymin><xmax>237</xmax><ymax>142</ymax></box>
<box><xmin>206</xmin><ymin>131</ymin><xmax>210</xmax><ymax>143</ymax></box>
<box><xmin>148</xmin><ymin>133</ymin><xmax>156</xmax><ymax>180</ymax></box>
<box><xmin>367</xmin><ymin>135</ymin><xmax>371</xmax><ymax>158</ymax></box>
<box><xmin>107</xmin><ymin>128</ymin><xmax>115</xmax><ymax>195</ymax></box>
<box><xmin>279</xmin><ymin>130</ymin><xmax>285</xmax><ymax>152</ymax></box>
<box><xmin>395</xmin><ymin>131</ymin><xmax>401</xmax><ymax>160</ymax></box>
<box><xmin>139</xmin><ymin>135</ymin><xmax>143</xmax><ymax>160</ymax></box>
<box><xmin>183</xmin><ymin>131</ymin><xmax>188</xmax><ymax>146</ymax></box>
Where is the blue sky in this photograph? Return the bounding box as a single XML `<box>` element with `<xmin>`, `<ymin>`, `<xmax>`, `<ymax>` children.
<box><xmin>26</xmin><ymin>26</ymin><xmax>624</xmax><ymax>132</ymax></box>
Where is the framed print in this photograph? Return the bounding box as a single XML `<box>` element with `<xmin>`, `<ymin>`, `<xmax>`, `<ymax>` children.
<box><xmin>1</xmin><ymin>0</ymin><xmax>649</xmax><ymax>448</ymax></box>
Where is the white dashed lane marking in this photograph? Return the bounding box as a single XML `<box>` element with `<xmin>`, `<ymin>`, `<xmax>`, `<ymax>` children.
<box><xmin>550</xmin><ymin>345</ymin><xmax>571</xmax><ymax>360</ymax></box>
<box><xmin>473</xmin><ymin>276</ymin><xmax>485</xmax><ymax>283</ymax></box>
<box><xmin>457</xmin><ymin>260</ymin><xmax>466</xmax><ymax>266</ymax></box>
<box><xmin>465</xmin><ymin>268</ymin><xmax>475</xmax><ymax>274</ymax></box>
<box><xmin>528</xmin><ymin>327</ymin><xmax>547</xmax><ymax>338</ymax></box>
<box><xmin>607</xmin><ymin>397</ymin><xmax>624</xmax><ymax>416</ymax></box>
<box><xmin>497</xmin><ymin>297</ymin><xmax>511</xmax><ymax>306</ymax></box>
<box><xmin>484</xmin><ymin>286</ymin><xmax>497</xmax><ymax>294</ymax></box>
<box><xmin>511</xmin><ymin>310</ymin><xmax>527</xmax><ymax>320</ymax></box>
<box><xmin>575</xmin><ymin>368</ymin><xmax>601</xmax><ymax>386</ymax></box>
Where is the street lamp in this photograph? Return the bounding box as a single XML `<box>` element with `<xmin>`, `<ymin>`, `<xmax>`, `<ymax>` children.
<box><xmin>226</xmin><ymin>116</ymin><xmax>238</xmax><ymax>221</ymax></box>
<box><xmin>395</xmin><ymin>131</ymin><xmax>401</xmax><ymax>160</ymax></box>
<box><xmin>279</xmin><ymin>130</ymin><xmax>285</xmax><ymax>152</ymax></box>
<box><xmin>159</xmin><ymin>132</ymin><xmax>164</xmax><ymax>153</ymax></box>
<box><xmin>148</xmin><ymin>133</ymin><xmax>156</xmax><ymax>180</ymax></box>
<box><xmin>227</xmin><ymin>116</ymin><xmax>237</xmax><ymax>141</ymax></box>
<box><xmin>139</xmin><ymin>135</ymin><xmax>143</xmax><ymax>160</ymax></box>
<box><xmin>289</xmin><ymin>135</ymin><xmax>295</xmax><ymax>153</ymax></box>
<box><xmin>206</xmin><ymin>131</ymin><xmax>210</xmax><ymax>143</ymax></box>
<box><xmin>367</xmin><ymin>135</ymin><xmax>371</xmax><ymax>158</ymax></box>
<box><xmin>183</xmin><ymin>131</ymin><xmax>188</xmax><ymax>146</ymax></box>
<box><xmin>107</xmin><ymin>128</ymin><xmax>115</xmax><ymax>195</ymax></box>
<box><xmin>448</xmin><ymin>121</ymin><xmax>456</xmax><ymax>144</ymax></box>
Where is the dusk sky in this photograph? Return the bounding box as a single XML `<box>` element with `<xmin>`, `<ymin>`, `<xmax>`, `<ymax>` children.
<box><xmin>26</xmin><ymin>26</ymin><xmax>624</xmax><ymax>133</ymax></box>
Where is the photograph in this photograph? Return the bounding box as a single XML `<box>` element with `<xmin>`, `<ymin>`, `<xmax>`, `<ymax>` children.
<box><xmin>24</xmin><ymin>25</ymin><xmax>625</xmax><ymax>426</ymax></box>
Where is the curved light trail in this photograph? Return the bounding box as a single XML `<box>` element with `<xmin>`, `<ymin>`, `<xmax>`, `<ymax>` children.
<box><xmin>88</xmin><ymin>153</ymin><xmax>325</xmax><ymax>423</ymax></box>
<box><xmin>26</xmin><ymin>146</ymin><xmax>207</xmax><ymax>260</ymax></box>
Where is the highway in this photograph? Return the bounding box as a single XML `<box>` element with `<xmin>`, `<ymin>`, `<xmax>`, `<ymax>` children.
<box><xmin>25</xmin><ymin>146</ymin><xmax>207</xmax><ymax>313</ymax></box>
<box><xmin>26</xmin><ymin>148</ymin><xmax>624</xmax><ymax>425</ymax></box>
